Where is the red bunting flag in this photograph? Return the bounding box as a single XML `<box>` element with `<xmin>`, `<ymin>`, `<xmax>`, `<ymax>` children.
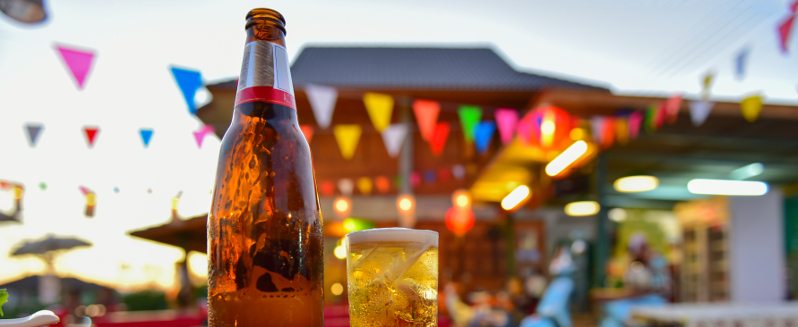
<box><xmin>320</xmin><ymin>180</ymin><xmax>335</xmax><ymax>197</ymax></box>
<box><xmin>413</xmin><ymin>99</ymin><xmax>440</xmax><ymax>142</ymax></box>
<box><xmin>438</xmin><ymin>168</ymin><xmax>452</xmax><ymax>182</ymax></box>
<box><xmin>779</xmin><ymin>14</ymin><xmax>796</xmax><ymax>53</ymax></box>
<box><xmin>83</xmin><ymin>126</ymin><xmax>99</xmax><ymax>148</ymax></box>
<box><xmin>665</xmin><ymin>94</ymin><xmax>683</xmax><ymax>124</ymax></box>
<box><xmin>300</xmin><ymin>125</ymin><xmax>314</xmax><ymax>143</ymax></box>
<box><xmin>430</xmin><ymin>122</ymin><xmax>450</xmax><ymax>156</ymax></box>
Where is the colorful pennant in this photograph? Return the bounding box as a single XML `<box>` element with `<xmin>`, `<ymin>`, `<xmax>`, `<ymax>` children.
<box><xmin>139</xmin><ymin>129</ymin><xmax>153</xmax><ymax>148</ymax></box>
<box><xmin>193</xmin><ymin>125</ymin><xmax>215</xmax><ymax>148</ymax></box>
<box><xmin>516</xmin><ymin>114</ymin><xmax>534</xmax><ymax>146</ymax></box>
<box><xmin>363</xmin><ymin>92</ymin><xmax>394</xmax><ymax>132</ymax></box>
<box><xmin>357</xmin><ymin>177</ymin><xmax>373</xmax><ymax>195</ymax></box>
<box><xmin>665</xmin><ymin>95</ymin><xmax>683</xmax><ymax>124</ymax></box>
<box><xmin>494</xmin><ymin>108</ymin><xmax>519</xmax><ymax>145</ymax></box>
<box><xmin>333</xmin><ymin>124</ymin><xmax>362</xmax><ymax>160</ymax></box>
<box><xmin>474</xmin><ymin>121</ymin><xmax>496</xmax><ymax>154</ymax></box>
<box><xmin>300</xmin><ymin>125</ymin><xmax>314</xmax><ymax>143</ymax></box>
<box><xmin>689</xmin><ymin>101</ymin><xmax>714</xmax><ymax>126</ymax></box>
<box><xmin>381</xmin><ymin>123</ymin><xmax>408</xmax><ymax>158</ymax></box>
<box><xmin>25</xmin><ymin>123</ymin><xmax>42</xmax><ymax>147</ymax></box>
<box><xmin>741</xmin><ymin>94</ymin><xmax>764</xmax><ymax>122</ymax></box>
<box><xmin>779</xmin><ymin>14</ymin><xmax>796</xmax><ymax>54</ymax></box>
<box><xmin>628</xmin><ymin>111</ymin><xmax>643</xmax><ymax>139</ymax></box>
<box><xmin>410</xmin><ymin>172</ymin><xmax>422</xmax><ymax>188</ymax></box>
<box><xmin>458</xmin><ymin>105</ymin><xmax>482</xmax><ymax>143</ymax></box>
<box><xmin>615</xmin><ymin>117</ymin><xmax>629</xmax><ymax>145</ymax></box>
<box><xmin>337</xmin><ymin>178</ymin><xmax>354</xmax><ymax>196</ymax></box>
<box><xmin>55</xmin><ymin>45</ymin><xmax>95</xmax><ymax>90</ymax></box>
<box><xmin>590</xmin><ymin>116</ymin><xmax>605</xmax><ymax>144</ymax></box>
<box><xmin>305</xmin><ymin>84</ymin><xmax>337</xmax><ymax>129</ymax></box>
<box><xmin>424</xmin><ymin>170</ymin><xmax>437</xmax><ymax>184</ymax></box>
<box><xmin>320</xmin><ymin>180</ymin><xmax>335</xmax><ymax>197</ymax></box>
<box><xmin>83</xmin><ymin>126</ymin><xmax>99</xmax><ymax>148</ymax></box>
<box><xmin>438</xmin><ymin>168</ymin><xmax>452</xmax><ymax>182</ymax></box>
<box><xmin>430</xmin><ymin>122</ymin><xmax>450</xmax><ymax>156</ymax></box>
<box><xmin>452</xmin><ymin>164</ymin><xmax>466</xmax><ymax>180</ymax></box>
<box><xmin>413</xmin><ymin>99</ymin><xmax>441</xmax><ymax>142</ymax></box>
<box><xmin>735</xmin><ymin>48</ymin><xmax>749</xmax><ymax>80</ymax></box>
<box><xmin>702</xmin><ymin>71</ymin><xmax>715</xmax><ymax>100</ymax></box>
<box><xmin>170</xmin><ymin>66</ymin><xmax>203</xmax><ymax>115</ymax></box>
<box><xmin>375</xmin><ymin>176</ymin><xmax>391</xmax><ymax>194</ymax></box>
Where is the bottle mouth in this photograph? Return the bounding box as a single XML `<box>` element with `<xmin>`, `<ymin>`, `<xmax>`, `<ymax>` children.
<box><xmin>246</xmin><ymin>8</ymin><xmax>286</xmax><ymax>35</ymax></box>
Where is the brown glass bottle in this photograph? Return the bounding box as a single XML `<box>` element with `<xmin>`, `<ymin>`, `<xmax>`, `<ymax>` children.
<box><xmin>207</xmin><ymin>8</ymin><xmax>324</xmax><ymax>327</ymax></box>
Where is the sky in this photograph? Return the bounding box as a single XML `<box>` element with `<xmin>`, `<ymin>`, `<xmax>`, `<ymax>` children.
<box><xmin>0</xmin><ymin>0</ymin><xmax>796</xmax><ymax>290</ymax></box>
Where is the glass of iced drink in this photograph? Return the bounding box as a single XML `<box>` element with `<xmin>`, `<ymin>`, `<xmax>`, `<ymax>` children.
<box><xmin>345</xmin><ymin>228</ymin><xmax>439</xmax><ymax>327</ymax></box>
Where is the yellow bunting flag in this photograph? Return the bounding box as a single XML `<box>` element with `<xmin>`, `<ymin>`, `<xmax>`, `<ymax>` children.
<box><xmin>702</xmin><ymin>71</ymin><xmax>715</xmax><ymax>100</ymax></box>
<box><xmin>357</xmin><ymin>177</ymin><xmax>373</xmax><ymax>195</ymax></box>
<box><xmin>615</xmin><ymin>117</ymin><xmax>629</xmax><ymax>145</ymax></box>
<box><xmin>741</xmin><ymin>94</ymin><xmax>763</xmax><ymax>122</ymax></box>
<box><xmin>363</xmin><ymin>92</ymin><xmax>394</xmax><ymax>132</ymax></box>
<box><xmin>333</xmin><ymin>124</ymin><xmax>362</xmax><ymax>160</ymax></box>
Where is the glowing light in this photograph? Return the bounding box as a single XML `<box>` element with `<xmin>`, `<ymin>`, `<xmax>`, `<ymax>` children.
<box><xmin>397</xmin><ymin>194</ymin><xmax>415</xmax><ymax>212</ymax></box>
<box><xmin>545</xmin><ymin>141</ymin><xmax>588</xmax><ymax>176</ymax></box>
<box><xmin>569</xmin><ymin>128</ymin><xmax>585</xmax><ymax>140</ymax></box>
<box><xmin>396</xmin><ymin>194</ymin><xmax>416</xmax><ymax>228</ymax></box>
<box><xmin>608</xmin><ymin>208</ymin><xmax>627</xmax><ymax>222</ymax></box>
<box><xmin>333</xmin><ymin>196</ymin><xmax>352</xmax><ymax>219</ymax></box>
<box><xmin>187</xmin><ymin>252</ymin><xmax>208</xmax><ymax>278</ymax></box>
<box><xmin>334</xmin><ymin>198</ymin><xmax>349</xmax><ymax>212</ymax></box>
<box><xmin>730</xmin><ymin>163</ymin><xmax>764</xmax><ymax>180</ymax></box>
<box><xmin>613</xmin><ymin>175</ymin><xmax>659</xmax><ymax>193</ymax></box>
<box><xmin>331</xmin><ymin>283</ymin><xmax>344</xmax><ymax>296</ymax></box>
<box><xmin>334</xmin><ymin>245</ymin><xmax>346</xmax><ymax>259</ymax></box>
<box><xmin>565</xmin><ymin>201</ymin><xmax>600</xmax><ymax>216</ymax></box>
<box><xmin>452</xmin><ymin>189</ymin><xmax>471</xmax><ymax>208</ymax></box>
<box><xmin>501</xmin><ymin>185</ymin><xmax>531</xmax><ymax>211</ymax></box>
<box><xmin>687</xmin><ymin>179</ymin><xmax>768</xmax><ymax>196</ymax></box>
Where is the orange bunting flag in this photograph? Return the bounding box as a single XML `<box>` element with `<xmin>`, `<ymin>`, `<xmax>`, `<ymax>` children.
<box><xmin>333</xmin><ymin>125</ymin><xmax>362</xmax><ymax>160</ymax></box>
<box><xmin>300</xmin><ymin>125</ymin><xmax>314</xmax><ymax>143</ymax></box>
<box><xmin>741</xmin><ymin>94</ymin><xmax>764</xmax><ymax>122</ymax></box>
<box><xmin>615</xmin><ymin>117</ymin><xmax>629</xmax><ymax>145</ymax></box>
<box><xmin>413</xmin><ymin>99</ymin><xmax>441</xmax><ymax>142</ymax></box>
<box><xmin>430</xmin><ymin>122</ymin><xmax>450</xmax><ymax>156</ymax></box>
<box><xmin>375</xmin><ymin>176</ymin><xmax>391</xmax><ymax>194</ymax></box>
<box><xmin>602</xmin><ymin>117</ymin><xmax>616</xmax><ymax>148</ymax></box>
<box><xmin>363</xmin><ymin>92</ymin><xmax>394</xmax><ymax>132</ymax></box>
<box><xmin>357</xmin><ymin>177</ymin><xmax>373</xmax><ymax>195</ymax></box>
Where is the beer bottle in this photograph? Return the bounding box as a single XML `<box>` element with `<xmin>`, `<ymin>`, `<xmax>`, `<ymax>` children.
<box><xmin>207</xmin><ymin>8</ymin><xmax>324</xmax><ymax>327</ymax></box>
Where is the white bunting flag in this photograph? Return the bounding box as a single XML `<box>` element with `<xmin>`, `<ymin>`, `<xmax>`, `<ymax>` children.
<box><xmin>381</xmin><ymin>123</ymin><xmax>408</xmax><ymax>158</ymax></box>
<box><xmin>305</xmin><ymin>84</ymin><xmax>337</xmax><ymax>128</ymax></box>
<box><xmin>337</xmin><ymin>178</ymin><xmax>354</xmax><ymax>196</ymax></box>
<box><xmin>590</xmin><ymin>116</ymin><xmax>605</xmax><ymax>144</ymax></box>
<box><xmin>689</xmin><ymin>101</ymin><xmax>714</xmax><ymax>126</ymax></box>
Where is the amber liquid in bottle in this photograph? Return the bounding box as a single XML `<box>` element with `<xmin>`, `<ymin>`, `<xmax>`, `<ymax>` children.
<box><xmin>207</xmin><ymin>8</ymin><xmax>324</xmax><ymax>327</ymax></box>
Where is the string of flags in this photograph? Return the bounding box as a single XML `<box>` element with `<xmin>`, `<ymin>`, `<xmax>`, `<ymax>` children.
<box><xmin>317</xmin><ymin>163</ymin><xmax>471</xmax><ymax>197</ymax></box>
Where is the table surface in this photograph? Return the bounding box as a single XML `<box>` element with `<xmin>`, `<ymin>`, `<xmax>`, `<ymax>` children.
<box><xmin>631</xmin><ymin>302</ymin><xmax>798</xmax><ymax>323</ymax></box>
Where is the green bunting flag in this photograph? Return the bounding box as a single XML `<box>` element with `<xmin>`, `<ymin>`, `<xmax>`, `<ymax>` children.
<box><xmin>458</xmin><ymin>105</ymin><xmax>482</xmax><ymax>143</ymax></box>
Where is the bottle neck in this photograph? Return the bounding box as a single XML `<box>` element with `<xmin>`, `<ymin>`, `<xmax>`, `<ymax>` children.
<box><xmin>234</xmin><ymin>24</ymin><xmax>296</xmax><ymax>112</ymax></box>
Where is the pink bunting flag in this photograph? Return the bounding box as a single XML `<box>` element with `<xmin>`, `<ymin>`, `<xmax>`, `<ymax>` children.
<box><xmin>628</xmin><ymin>111</ymin><xmax>643</xmax><ymax>140</ymax></box>
<box><xmin>494</xmin><ymin>108</ymin><xmax>519</xmax><ymax>145</ymax></box>
<box><xmin>193</xmin><ymin>125</ymin><xmax>215</xmax><ymax>148</ymax></box>
<box><xmin>516</xmin><ymin>114</ymin><xmax>533</xmax><ymax>146</ymax></box>
<box><xmin>55</xmin><ymin>45</ymin><xmax>96</xmax><ymax>89</ymax></box>
<box><xmin>779</xmin><ymin>15</ymin><xmax>796</xmax><ymax>53</ymax></box>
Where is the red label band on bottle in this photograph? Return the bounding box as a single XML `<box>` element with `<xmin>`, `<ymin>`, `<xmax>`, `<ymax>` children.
<box><xmin>235</xmin><ymin>86</ymin><xmax>297</xmax><ymax>110</ymax></box>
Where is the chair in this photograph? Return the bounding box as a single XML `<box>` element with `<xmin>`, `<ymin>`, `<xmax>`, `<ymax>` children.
<box><xmin>520</xmin><ymin>277</ymin><xmax>575</xmax><ymax>327</ymax></box>
<box><xmin>0</xmin><ymin>310</ymin><xmax>59</xmax><ymax>327</ymax></box>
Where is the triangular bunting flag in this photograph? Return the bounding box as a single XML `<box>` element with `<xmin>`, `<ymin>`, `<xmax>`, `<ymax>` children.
<box><xmin>139</xmin><ymin>129</ymin><xmax>153</xmax><ymax>148</ymax></box>
<box><xmin>320</xmin><ymin>180</ymin><xmax>335</xmax><ymax>197</ymax></box>
<box><xmin>375</xmin><ymin>176</ymin><xmax>391</xmax><ymax>194</ymax></box>
<box><xmin>779</xmin><ymin>15</ymin><xmax>796</xmax><ymax>54</ymax></box>
<box><xmin>494</xmin><ymin>108</ymin><xmax>519</xmax><ymax>145</ymax></box>
<box><xmin>410</xmin><ymin>172</ymin><xmax>421</xmax><ymax>188</ymax></box>
<box><xmin>333</xmin><ymin>124</ymin><xmax>362</xmax><ymax>160</ymax></box>
<box><xmin>665</xmin><ymin>95</ymin><xmax>683</xmax><ymax>124</ymax></box>
<box><xmin>55</xmin><ymin>45</ymin><xmax>95</xmax><ymax>89</ymax></box>
<box><xmin>363</xmin><ymin>92</ymin><xmax>394</xmax><ymax>132</ymax></box>
<box><xmin>735</xmin><ymin>48</ymin><xmax>749</xmax><ymax>80</ymax></box>
<box><xmin>628</xmin><ymin>111</ymin><xmax>643</xmax><ymax>139</ymax></box>
<box><xmin>516</xmin><ymin>114</ymin><xmax>533</xmax><ymax>146</ymax></box>
<box><xmin>83</xmin><ymin>126</ymin><xmax>99</xmax><ymax>148</ymax></box>
<box><xmin>193</xmin><ymin>125</ymin><xmax>215</xmax><ymax>148</ymax></box>
<box><xmin>792</xmin><ymin>0</ymin><xmax>798</xmax><ymax>13</ymax></box>
<box><xmin>601</xmin><ymin>117</ymin><xmax>616</xmax><ymax>148</ymax></box>
<box><xmin>170</xmin><ymin>66</ymin><xmax>203</xmax><ymax>115</ymax></box>
<box><xmin>452</xmin><ymin>164</ymin><xmax>466</xmax><ymax>180</ymax></box>
<box><xmin>300</xmin><ymin>125</ymin><xmax>314</xmax><ymax>143</ymax></box>
<box><xmin>357</xmin><ymin>177</ymin><xmax>373</xmax><ymax>195</ymax></box>
<box><xmin>655</xmin><ymin>102</ymin><xmax>667</xmax><ymax>128</ymax></box>
<box><xmin>702</xmin><ymin>71</ymin><xmax>715</xmax><ymax>100</ymax></box>
<box><xmin>305</xmin><ymin>84</ymin><xmax>338</xmax><ymax>128</ymax></box>
<box><xmin>25</xmin><ymin>123</ymin><xmax>42</xmax><ymax>147</ymax></box>
<box><xmin>689</xmin><ymin>101</ymin><xmax>714</xmax><ymax>126</ymax></box>
<box><xmin>424</xmin><ymin>170</ymin><xmax>436</xmax><ymax>184</ymax></box>
<box><xmin>741</xmin><ymin>94</ymin><xmax>764</xmax><ymax>122</ymax></box>
<box><xmin>413</xmin><ymin>99</ymin><xmax>440</xmax><ymax>142</ymax></box>
<box><xmin>439</xmin><ymin>168</ymin><xmax>452</xmax><ymax>182</ymax></box>
<box><xmin>338</xmin><ymin>178</ymin><xmax>354</xmax><ymax>196</ymax></box>
<box><xmin>381</xmin><ymin>123</ymin><xmax>408</xmax><ymax>158</ymax></box>
<box><xmin>644</xmin><ymin>105</ymin><xmax>658</xmax><ymax>134</ymax></box>
<box><xmin>615</xmin><ymin>117</ymin><xmax>629</xmax><ymax>145</ymax></box>
<box><xmin>458</xmin><ymin>105</ymin><xmax>482</xmax><ymax>143</ymax></box>
<box><xmin>590</xmin><ymin>116</ymin><xmax>605</xmax><ymax>144</ymax></box>
<box><xmin>430</xmin><ymin>122</ymin><xmax>450</xmax><ymax>156</ymax></box>
<box><xmin>474</xmin><ymin>121</ymin><xmax>496</xmax><ymax>154</ymax></box>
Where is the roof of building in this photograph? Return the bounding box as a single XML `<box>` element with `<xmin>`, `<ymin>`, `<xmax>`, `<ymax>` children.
<box><xmin>209</xmin><ymin>47</ymin><xmax>606</xmax><ymax>91</ymax></box>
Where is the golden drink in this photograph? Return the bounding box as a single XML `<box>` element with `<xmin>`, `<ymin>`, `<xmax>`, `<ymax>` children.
<box><xmin>345</xmin><ymin>228</ymin><xmax>438</xmax><ymax>327</ymax></box>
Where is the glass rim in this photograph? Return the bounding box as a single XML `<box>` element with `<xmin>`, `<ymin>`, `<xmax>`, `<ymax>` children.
<box><xmin>345</xmin><ymin>227</ymin><xmax>438</xmax><ymax>246</ymax></box>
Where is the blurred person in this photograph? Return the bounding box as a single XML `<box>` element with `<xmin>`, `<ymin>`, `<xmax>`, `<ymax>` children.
<box><xmin>444</xmin><ymin>282</ymin><xmax>474</xmax><ymax>327</ymax></box>
<box><xmin>549</xmin><ymin>245</ymin><xmax>575</xmax><ymax>277</ymax></box>
<box><xmin>624</xmin><ymin>233</ymin><xmax>670</xmax><ymax>296</ymax></box>
<box><xmin>467</xmin><ymin>291</ymin><xmax>511</xmax><ymax>327</ymax></box>
<box><xmin>523</xmin><ymin>270</ymin><xmax>547</xmax><ymax>313</ymax></box>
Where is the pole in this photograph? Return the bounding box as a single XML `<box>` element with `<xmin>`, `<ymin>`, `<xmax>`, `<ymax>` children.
<box><xmin>593</xmin><ymin>153</ymin><xmax>610</xmax><ymax>288</ymax></box>
<box><xmin>398</xmin><ymin>97</ymin><xmax>413</xmax><ymax>195</ymax></box>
